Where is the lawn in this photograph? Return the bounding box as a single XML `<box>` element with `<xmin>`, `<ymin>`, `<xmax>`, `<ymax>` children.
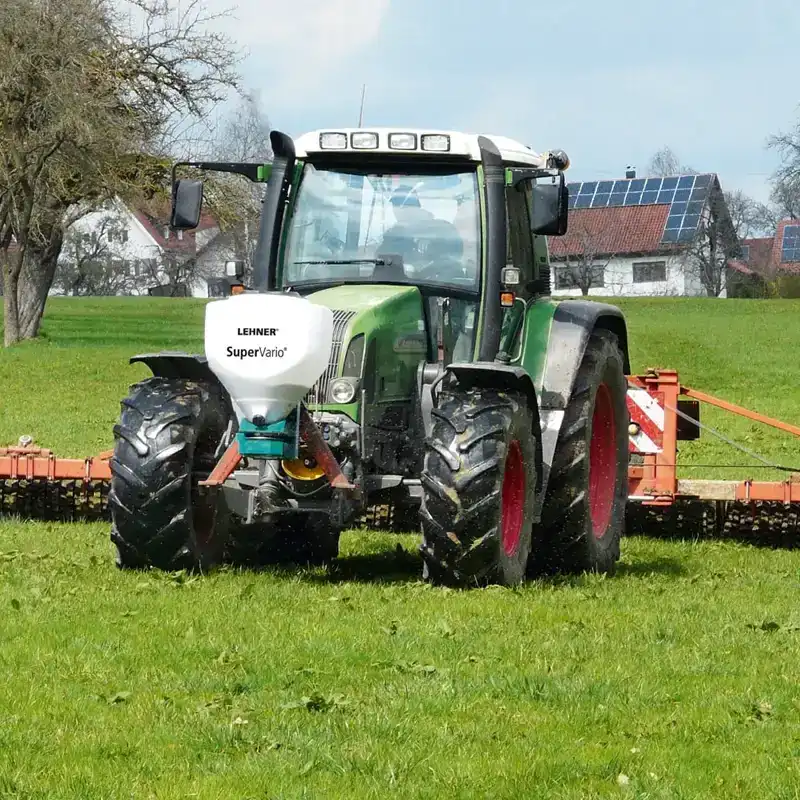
<box><xmin>0</xmin><ymin>296</ymin><xmax>799</xmax><ymax>798</ymax></box>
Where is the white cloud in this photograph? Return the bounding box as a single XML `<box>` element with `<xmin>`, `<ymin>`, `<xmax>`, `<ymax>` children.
<box><xmin>456</xmin><ymin>63</ymin><xmax>787</xmax><ymax>201</ymax></box>
<box><xmin>211</xmin><ymin>0</ymin><xmax>391</xmax><ymax>106</ymax></box>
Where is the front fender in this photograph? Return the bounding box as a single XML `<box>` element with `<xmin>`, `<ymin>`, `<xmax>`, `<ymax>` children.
<box><xmin>539</xmin><ymin>300</ymin><xmax>630</xmax><ymax>410</ymax></box>
<box><xmin>130</xmin><ymin>351</ymin><xmax>221</xmax><ymax>385</ymax></box>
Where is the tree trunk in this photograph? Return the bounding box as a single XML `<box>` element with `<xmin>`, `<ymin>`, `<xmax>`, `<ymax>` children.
<box><xmin>2</xmin><ymin>225</ymin><xmax>65</xmax><ymax>345</ymax></box>
<box><xmin>3</xmin><ymin>266</ymin><xmax>21</xmax><ymax>347</ymax></box>
<box><xmin>16</xmin><ymin>226</ymin><xmax>65</xmax><ymax>339</ymax></box>
<box><xmin>3</xmin><ymin>245</ymin><xmax>25</xmax><ymax>346</ymax></box>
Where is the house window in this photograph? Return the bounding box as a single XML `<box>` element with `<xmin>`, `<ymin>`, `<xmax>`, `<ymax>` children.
<box><xmin>632</xmin><ymin>260</ymin><xmax>667</xmax><ymax>283</ymax></box>
<box><xmin>554</xmin><ymin>263</ymin><xmax>605</xmax><ymax>290</ymax></box>
<box><xmin>740</xmin><ymin>245</ymin><xmax>749</xmax><ymax>262</ymax></box>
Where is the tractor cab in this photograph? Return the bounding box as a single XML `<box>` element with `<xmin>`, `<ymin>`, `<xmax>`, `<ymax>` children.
<box><xmin>170</xmin><ymin>128</ymin><xmax>570</xmax><ymax>403</ymax></box>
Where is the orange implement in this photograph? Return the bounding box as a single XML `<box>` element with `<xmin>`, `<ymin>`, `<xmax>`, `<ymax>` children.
<box><xmin>0</xmin><ymin>447</ymin><xmax>112</xmax><ymax>482</ymax></box>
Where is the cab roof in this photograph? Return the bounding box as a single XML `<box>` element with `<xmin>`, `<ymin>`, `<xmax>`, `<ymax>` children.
<box><xmin>293</xmin><ymin>127</ymin><xmax>550</xmax><ymax>168</ymax></box>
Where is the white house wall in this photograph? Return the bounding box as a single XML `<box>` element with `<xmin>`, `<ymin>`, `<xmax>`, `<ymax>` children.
<box><xmin>51</xmin><ymin>196</ymin><xmax>233</xmax><ymax>298</ymax></box>
<box><xmin>71</xmin><ymin>200</ymin><xmax>162</xmax><ymax>264</ymax></box>
<box><xmin>550</xmin><ymin>254</ymin><xmax>711</xmax><ymax>298</ymax></box>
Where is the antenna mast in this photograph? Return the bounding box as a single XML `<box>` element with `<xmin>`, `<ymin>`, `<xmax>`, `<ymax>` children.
<box><xmin>358</xmin><ymin>84</ymin><xmax>367</xmax><ymax>127</ymax></box>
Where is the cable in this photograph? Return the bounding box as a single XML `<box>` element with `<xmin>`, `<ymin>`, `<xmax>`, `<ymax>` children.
<box><xmin>665</xmin><ymin>401</ymin><xmax>800</xmax><ymax>473</ymax></box>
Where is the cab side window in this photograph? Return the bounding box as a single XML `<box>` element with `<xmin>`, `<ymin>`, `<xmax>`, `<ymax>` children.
<box><xmin>504</xmin><ymin>184</ymin><xmax>536</xmax><ymax>299</ymax></box>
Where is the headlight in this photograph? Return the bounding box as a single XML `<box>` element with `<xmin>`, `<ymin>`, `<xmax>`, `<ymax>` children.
<box><xmin>351</xmin><ymin>132</ymin><xmax>378</xmax><ymax>149</ymax></box>
<box><xmin>330</xmin><ymin>378</ymin><xmax>358</xmax><ymax>404</ymax></box>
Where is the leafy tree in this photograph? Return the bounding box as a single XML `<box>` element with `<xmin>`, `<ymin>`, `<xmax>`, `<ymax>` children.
<box><xmin>0</xmin><ymin>0</ymin><xmax>243</xmax><ymax>345</ymax></box>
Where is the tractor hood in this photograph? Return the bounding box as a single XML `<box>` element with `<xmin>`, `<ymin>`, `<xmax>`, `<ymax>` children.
<box><xmin>300</xmin><ymin>283</ymin><xmax>429</xmax><ymax>408</ymax></box>
<box><xmin>304</xmin><ymin>284</ymin><xmax>428</xmax><ymax>349</ymax></box>
<box><xmin>304</xmin><ymin>284</ymin><xmax>422</xmax><ymax>316</ymax></box>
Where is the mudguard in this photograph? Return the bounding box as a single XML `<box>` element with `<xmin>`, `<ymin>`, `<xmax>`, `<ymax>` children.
<box><xmin>438</xmin><ymin>361</ymin><xmax>545</xmax><ymax>520</ymax></box>
<box><xmin>537</xmin><ymin>299</ymin><xmax>630</xmax><ymax>491</ymax></box>
<box><xmin>130</xmin><ymin>352</ymin><xmax>222</xmax><ymax>385</ymax></box>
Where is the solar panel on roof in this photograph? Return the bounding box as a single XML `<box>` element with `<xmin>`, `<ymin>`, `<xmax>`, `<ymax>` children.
<box><xmin>781</xmin><ymin>224</ymin><xmax>800</xmax><ymax>263</ymax></box>
<box><xmin>565</xmin><ymin>174</ymin><xmax>713</xmax><ymax>244</ymax></box>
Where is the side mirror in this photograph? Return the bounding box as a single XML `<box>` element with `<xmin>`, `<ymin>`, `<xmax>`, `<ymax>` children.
<box><xmin>170</xmin><ymin>178</ymin><xmax>204</xmax><ymax>230</ymax></box>
<box><xmin>225</xmin><ymin>260</ymin><xmax>245</xmax><ymax>279</ymax></box>
<box><xmin>531</xmin><ymin>176</ymin><xmax>569</xmax><ymax>236</ymax></box>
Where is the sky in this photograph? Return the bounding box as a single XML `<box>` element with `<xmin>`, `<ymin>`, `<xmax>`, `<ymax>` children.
<box><xmin>205</xmin><ymin>0</ymin><xmax>800</xmax><ymax>205</ymax></box>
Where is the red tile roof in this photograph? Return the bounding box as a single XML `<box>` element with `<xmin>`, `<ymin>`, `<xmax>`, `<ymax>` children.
<box><xmin>727</xmin><ymin>259</ymin><xmax>756</xmax><ymax>275</ymax></box>
<box><xmin>548</xmin><ymin>205</ymin><xmax>673</xmax><ymax>258</ymax></box>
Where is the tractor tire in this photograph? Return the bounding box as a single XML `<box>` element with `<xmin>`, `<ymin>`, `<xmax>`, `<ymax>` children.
<box><xmin>419</xmin><ymin>388</ymin><xmax>539</xmax><ymax>587</ymax></box>
<box><xmin>108</xmin><ymin>376</ymin><xmax>234</xmax><ymax>572</ymax></box>
<box><xmin>529</xmin><ymin>328</ymin><xmax>629</xmax><ymax>577</ymax></box>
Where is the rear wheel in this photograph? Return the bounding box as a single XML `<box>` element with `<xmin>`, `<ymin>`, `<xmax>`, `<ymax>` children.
<box><xmin>530</xmin><ymin>329</ymin><xmax>629</xmax><ymax>576</ymax></box>
<box><xmin>108</xmin><ymin>377</ymin><xmax>234</xmax><ymax>571</ymax></box>
<box><xmin>419</xmin><ymin>388</ymin><xmax>539</xmax><ymax>587</ymax></box>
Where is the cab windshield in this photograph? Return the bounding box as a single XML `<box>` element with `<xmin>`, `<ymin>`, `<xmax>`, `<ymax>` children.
<box><xmin>280</xmin><ymin>163</ymin><xmax>481</xmax><ymax>293</ymax></box>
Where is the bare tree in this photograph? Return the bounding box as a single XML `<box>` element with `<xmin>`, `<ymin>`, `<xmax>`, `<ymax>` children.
<box><xmin>679</xmin><ymin>191</ymin><xmax>743</xmax><ymax>297</ymax></box>
<box><xmin>141</xmin><ymin>243</ymin><xmax>222</xmax><ymax>295</ymax></box>
<box><xmin>646</xmin><ymin>146</ymin><xmax>698</xmax><ymax>178</ymax></box>
<box><xmin>0</xmin><ymin>0</ymin><xmax>243</xmax><ymax>345</ymax></box>
<box><xmin>214</xmin><ymin>90</ymin><xmax>274</xmax><ymax>164</ymax></box>
<box><xmin>766</xmin><ymin>120</ymin><xmax>800</xmax><ymax>223</ymax></box>
<box><xmin>723</xmin><ymin>188</ymin><xmax>766</xmax><ymax>241</ymax></box>
<box><xmin>53</xmin><ymin>213</ymin><xmax>138</xmax><ymax>295</ymax></box>
<box><xmin>203</xmin><ymin>91</ymin><xmax>273</xmax><ymax>284</ymax></box>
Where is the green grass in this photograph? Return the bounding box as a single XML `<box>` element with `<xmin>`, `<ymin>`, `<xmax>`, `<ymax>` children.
<box><xmin>0</xmin><ymin>296</ymin><xmax>799</xmax><ymax>798</ymax></box>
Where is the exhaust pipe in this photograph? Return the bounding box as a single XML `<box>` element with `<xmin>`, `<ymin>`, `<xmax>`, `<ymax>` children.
<box><xmin>252</xmin><ymin>130</ymin><xmax>296</xmax><ymax>292</ymax></box>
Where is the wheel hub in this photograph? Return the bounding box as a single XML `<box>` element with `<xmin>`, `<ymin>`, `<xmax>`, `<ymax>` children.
<box><xmin>589</xmin><ymin>383</ymin><xmax>616</xmax><ymax>538</ymax></box>
<box><xmin>501</xmin><ymin>440</ymin><xmax>525</xmax><ymax>556</ymax></box>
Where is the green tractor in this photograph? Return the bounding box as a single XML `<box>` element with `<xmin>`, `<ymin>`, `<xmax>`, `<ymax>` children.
<box><xmin>108</xmin><ymin>127</ymin><xmax>631</xmax><ymax>587</ymax></box>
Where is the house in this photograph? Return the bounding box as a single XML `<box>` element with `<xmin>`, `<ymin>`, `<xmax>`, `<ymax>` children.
<box><xmin>548</xmin><ymin>169</ymin><xmax>742</xmax><ymax>298</ymax></box>
<box><xmin>738</xmin><ymin>220</ymin><xmax>800</xmax><ymax>276</ymax></box>
<box><xmin>52</xmin><ymin>196</ymin><xmax>237</xmax><ymax>297</ymax></box>
<box><xmin>723</xmin><ymin>221</ymin><xmax>800</xmax><ymax>297</ymax></box>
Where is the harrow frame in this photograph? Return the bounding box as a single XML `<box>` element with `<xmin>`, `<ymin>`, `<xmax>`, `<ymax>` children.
<box><xmin>625</xmin><ymin>369</ymin><xmax>800</xmax><ymax>543</ymax></box>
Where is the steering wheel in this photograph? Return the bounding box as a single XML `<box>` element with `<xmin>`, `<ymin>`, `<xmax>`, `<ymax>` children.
<box><xmin>415</xmin><ymin>256</ymin><xmax>469</xmax><ymax>283</ymax></box>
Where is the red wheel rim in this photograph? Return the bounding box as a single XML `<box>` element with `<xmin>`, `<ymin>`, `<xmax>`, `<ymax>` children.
<box><xmin>589</xmin><ymin>383</ymin><xmax>616</xmax><ymax>538</ymax></box>
<box><xmin>501</xmin><ymin>440</ymin><xmax>525</xmax><ymax>556</ymax></box>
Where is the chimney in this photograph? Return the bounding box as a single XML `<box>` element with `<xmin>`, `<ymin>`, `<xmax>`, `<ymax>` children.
<box><xmin>625</xmin><ymin>165</ymin><xmax>636</xmax><ymax>179</ymax></box>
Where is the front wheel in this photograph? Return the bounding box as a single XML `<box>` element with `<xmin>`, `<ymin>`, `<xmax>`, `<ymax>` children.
<box><xmin>108</xmin><ymin>377</ymin><xmax>234</xmax><ymax>572</ymax></box>
<box><xmin>419</xmin><ymin>388</ymin><xmax>539</xmax><ymax>587</ymax></box>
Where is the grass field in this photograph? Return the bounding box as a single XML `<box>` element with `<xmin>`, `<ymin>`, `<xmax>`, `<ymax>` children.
<box><xmin>1</xmin><ymin>296</ymin><xmax>799</xmax><ymax>798</ymax></box>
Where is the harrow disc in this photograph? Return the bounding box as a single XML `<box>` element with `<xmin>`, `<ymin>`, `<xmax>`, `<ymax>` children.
<box><xmin>626</xmin><ymin>499</ymin><xmax>799</xmax><ymax>547</ymax></box>
<box><xmin>0</xmin><ymin>479</ymin><xmax>110</xmax><ymax>522</ymax></box>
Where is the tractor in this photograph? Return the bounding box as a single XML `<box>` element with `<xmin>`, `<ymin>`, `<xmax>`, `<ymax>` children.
<box><xmin>107</xmin><ymin>127</ymin><xmax>631</xmax><ymax>587</ymax></box>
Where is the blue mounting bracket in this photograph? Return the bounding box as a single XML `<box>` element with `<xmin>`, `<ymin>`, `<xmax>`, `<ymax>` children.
<box><xmin>235</xmin><ymin>403</ymin><xmax>301</xmax><ymax>459</ymax></box>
